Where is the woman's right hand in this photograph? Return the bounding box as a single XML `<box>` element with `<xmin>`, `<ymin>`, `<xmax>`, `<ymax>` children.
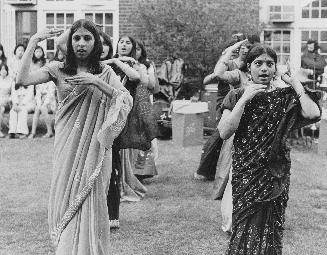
<box><xmin>102</xmin><ymin>59</ymin><xmax>117</xmax><ymax>65</ymax></box>
<box><xmin>223</xmin><ymin>39</ymin><xmax>248</xmax><ymax>54</ymax></box>
<box><xmin>30</xmin><ymin>28</ymin><xmax>63</xmax><ymax>43</ymax></box>
<box><xmin>241</xmin><ymin>83</ymin><xmax>266</xmax><ymax>102</ymax></box>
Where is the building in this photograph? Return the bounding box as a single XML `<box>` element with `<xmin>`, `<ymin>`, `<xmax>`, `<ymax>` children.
<box><xmin>0</xmin><ymin>0</ymin><xmax>120</xmax><ymax>59</ymax></box>
<box><xmin>260</xmin><ymin>0</ymin><xmax>327</xmax><ymax>68</ymax></box>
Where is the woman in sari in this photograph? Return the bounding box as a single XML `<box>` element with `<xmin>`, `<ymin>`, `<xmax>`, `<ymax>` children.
<box><xmin>16</xmin><ymin>19</ymin><xmax>132</xmax><ymax>254</ymax></box>
<box><xmin>133</xmin><ymin>39</ymin><xmax>159</xmax><ymax>181</ymax></box>
<box><xmin>218</xmin><ymin>45</ymin><xmax>321</xmax><ymax>254</ymax></box>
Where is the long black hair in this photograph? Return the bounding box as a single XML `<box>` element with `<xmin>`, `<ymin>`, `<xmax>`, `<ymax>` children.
<box><xmin>0</xmin><ymin>44</ymin><xmax>7</xmax><ymax>64</ymax></box>
<box><xmin>135</xmin><ymin>40</ymin><xmax>151</xmax><ymax>68</ymax></box>
<box><xmin>61</xmin><ymin>19</ymin><xmax>103</xmax><ymax>75</ymax></box>
<box><xmin>0</xmin><ymin>63</ymin><xmax>9</xmax><ymax>77</ymax></box>
<box><xmin>32</xmin><ymin>45</ymin><xmax>46</xmax><ymax>66</ymax></box>
<box><xmin>99</xmin><ymin>30</ymin><xmax>113</xmax><ymax>60</ymax></box>
<box><xmin>114</xmin><ymin>35</ymin><xmax>136</xmax><ymax>59</ymax></box>
<box><xmin>240</xmin><ymin>44</ymin><xmax>277</xmax><ymax>73</ymax></box>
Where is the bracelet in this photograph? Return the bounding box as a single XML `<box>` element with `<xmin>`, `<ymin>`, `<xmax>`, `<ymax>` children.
<box><xmin>296</xmin><ymin>89</ymin><xmax>306</xmax><ymax>99</ymax></box>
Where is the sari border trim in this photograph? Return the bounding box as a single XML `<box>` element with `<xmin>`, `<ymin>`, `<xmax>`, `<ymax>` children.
<box><xmin>50</xmin><ymin>148</ymin><xmax>106</xmax><ymax>247</ymax></box>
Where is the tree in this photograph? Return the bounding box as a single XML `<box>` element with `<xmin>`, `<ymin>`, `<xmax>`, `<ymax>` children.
<box><xmin>136</xmin><ymin>0</ymin><xmax>262</xmax><ymax>78</ymax></box>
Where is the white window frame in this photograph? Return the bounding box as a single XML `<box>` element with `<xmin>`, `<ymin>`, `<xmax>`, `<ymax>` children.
<box><xmin>301</xmin><ymin>29</ymin><xmax>327</xmax><ymax>57</ymax></box>
<box><xmin>302</xmin><ymin>0</ymin><xmax>327</xmax><ymax>19</ymax></box>
<box><xmin>269</xmin><ymin>5</ymin><xmax>295</xmax><ymax>21</ymax></box>
<box><xmin>263</xmin><ymin>30</ymin><xmax>291</xmax><ymax>65</ymax></box>
<box><xmin>83</xmin><ymin>11</ymin><xmax>114</xmax><ymax>39</ymax></box>
<box><xmin>43</xmin><ymin>11</ymin><xmax>75</xmax><ymax>59</ymax></box>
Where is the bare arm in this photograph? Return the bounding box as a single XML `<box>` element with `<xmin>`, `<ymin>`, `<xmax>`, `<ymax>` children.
<box><xmin>102</xmin><ymin>58</ymin><xmax>140</xmax><ymax>82</ymax></box>
<box><xmin>203</xmin><ymin>73</ymin><xmax>217</xmax><ymax>85</ymax></box>
<box><xmin>281</xmin><ymin>74</ymin><xmax>321</xmax><ymax>119</ymax></box>
<box><xmin>55</xmin><ymin>28</ymin><xmax>69</xmax><ymax>56</ymax></box>
<box><xmin>16</xmin><ymin>29</ymin><xmax>62</xmax><ymax>87</ymax></box>
<box><xmin>214</xmin><ymin>39</ymin><xmax>247</xmax><ymax>82</ymax></box>
<box><xmin>64</xmin><ymin>71</ymin><xmax>129</xmax><ymax>97</ymax></box>
<box><xmin>147</xmin><ymin>64</ymin><xmax>157</xmax><ymax>89</ymax></box>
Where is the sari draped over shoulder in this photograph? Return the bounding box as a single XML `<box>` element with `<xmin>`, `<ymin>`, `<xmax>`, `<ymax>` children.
<box><xmin>221</xmin><ymin>87</ymin><xmax>321</xmax><ymax>255</ymax></box>
<box><xmin>42</xmin><ymin>62</ymin><xmax>132</xmax><ymax>254</ymax></box>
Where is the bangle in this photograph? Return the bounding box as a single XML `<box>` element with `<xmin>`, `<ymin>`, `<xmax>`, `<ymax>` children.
<box><xmin>296</xmin><ymin>89</ymin><xmax>305</xmax><ymax>99</ymax></box>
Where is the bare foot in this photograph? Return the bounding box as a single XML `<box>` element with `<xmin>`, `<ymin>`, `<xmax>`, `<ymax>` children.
<box><xmin>43</xmin><ymin>133</ymin><xmax>54</xmax><ymax>138</ymax></box>
<box><xmin>28</xmin><ymin>133</ymin><xmax>36</xmax><ymax>139</ymax></box>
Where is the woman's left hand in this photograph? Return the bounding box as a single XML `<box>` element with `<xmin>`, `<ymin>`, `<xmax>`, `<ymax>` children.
<box><xmin>118</xmin><ymin>56</ymin><xmax>137</xmax><ymax>65</ymax></box>
<box><xmin>64</xmin><ymin>72</ymin><xmax>98</xmax><ymax>86</ymax></box>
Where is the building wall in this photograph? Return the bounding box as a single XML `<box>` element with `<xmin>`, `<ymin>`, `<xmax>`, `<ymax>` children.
<box><xmin>260</xmin><ymin>0</ymin><xmax>327</xmax><ymax>69</ymax></box>
<box><xmin>0</xmin><ymin>0</ymin><xmax>119</xmax><ymax>60</ymax></box>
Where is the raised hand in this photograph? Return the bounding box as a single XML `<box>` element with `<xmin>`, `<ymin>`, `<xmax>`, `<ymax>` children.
<box><xmin>31</xmin><ymin>28</ymin><xmax>63</xmax><ymax>43</ymax></box>
<box><xmin>223</xmin><ymin>39</ymin><xmax>248</xmax><ymax>54</ymax></box>
<box><xmin>241</xmin><ymin>83</ymin><xmax>267</xmax><ymax>102</ymax></box>
<box><xmin>118</xmin><ymin>56</ymin><xmax>137</xmax><ymax>64</ymax></box>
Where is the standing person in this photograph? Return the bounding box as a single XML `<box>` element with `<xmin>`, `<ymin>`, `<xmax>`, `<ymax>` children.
<box><xmin>102</xmin><ymin>35</ymin><xmax>154</xmax><ymax>227</ymax></box>
<box><xmin>16</xmin><ymin>19</ymin><xmax>132</xmax><ymax>254</ymax></box>
<box><xmin>301</xmin><ymin>39</ymin><xmax>327</xmax><ymax>89</ymax></box>
<box><xmin>133</xmin><ymin>39</ymin><xmax>159</xmax><ymax>181</ymax></box>
<box><xmin>217</xmin><ymin>45</ymin><xmax>321</xmax><ymax>254</ymax></box>
<box><xmin>28</xmin><ymin>46</ymin><xmax>55</xmax><ymax>138</ymax></box>
<box><xmin>0</xmin><ymin>63</ymin><xmax>12</xmax><ymax>138</ymax></box>
<box><xmin>0</xmin><ymin>44</ymin><xmax>7</xmax><ymax>65</ymax></box>
<box><xmin>99</xmin><ymin>30</ymin><xmax>126</xmax><ymax>229</ymax></box>
<box><xmin>194</xmin><ymin>39</ymin><xmax>249</xmax><ymax>181</ymax></box>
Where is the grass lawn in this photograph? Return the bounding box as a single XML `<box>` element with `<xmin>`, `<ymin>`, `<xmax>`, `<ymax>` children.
<box><xmin>0</xmin><ymin>138</ymin><xmax>326</xmax><ymax>255</ymax></box>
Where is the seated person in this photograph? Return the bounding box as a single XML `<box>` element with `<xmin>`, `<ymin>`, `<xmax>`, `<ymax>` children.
<box><xmin>8</xmin><ymin>84</ymin><xmax>35</xmax><ymax>139</ymax></box>
<box><xmin>0</xmin><ymin>63</ymin><xmax>12</xmax><ymax>138</ymax></box>
<box><xmin>29</xmin><ymin>81</ymin><xmax>56</xmax><ymax>138</ymax></box>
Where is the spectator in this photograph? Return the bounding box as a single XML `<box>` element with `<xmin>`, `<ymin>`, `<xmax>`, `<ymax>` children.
<box><xmin>301</xmin><ymin>39</ymin><xmax>327</xmax><ymax>89</ymax></box>
<box><xmin>8</xmin><ymin>44</ymin><xmax>25</xmax><ymax>80</ymax></box>
<box><xmin>0</xmin><ymin>44</ymin><xmax>7</xmax><ymax>65</ymax></box>
<box><xmin>0</xmin><ymin>63</ymin><xmax>12</xmax><ymax>138</ymax></box>
<box><xmin>29</xmin><ymin>46</ymin><xmax>56</xmax><ymax>138</ymax></box>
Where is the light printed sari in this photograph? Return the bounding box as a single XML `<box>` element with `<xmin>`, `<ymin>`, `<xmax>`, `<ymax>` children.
<box><xmin>42</xmin><ymin>62</ymin><xmax>132</xmax><ymax>254</ymax></box>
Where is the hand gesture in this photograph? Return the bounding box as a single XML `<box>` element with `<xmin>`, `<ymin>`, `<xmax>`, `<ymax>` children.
<box><xmin>31</xmin><ymin>28</ymin><xmax>63</xmax><ymax>43</ymax></box>
<box><xmin>224</xmin><ymin>39</ymin><xmax>248</xmax><ymax>54</ymax></box>
<box><xmin>241</xmin><ymin>83</ymin><xmax>267</xmax><ymax>102</ymax></box>
<box><xmin>118</xmin><ymin>56</ymin><xmax>137</xmax><ymax>65</ymax></box>
<box><xmin>64</xmin><ymin>72</ymin><xmax>97</xmax><ymax>86</ymax></box>
<box><xmin>102</xmin><ymin>59</ymin><xmax>116</xmax><ymax>65</ymax></box>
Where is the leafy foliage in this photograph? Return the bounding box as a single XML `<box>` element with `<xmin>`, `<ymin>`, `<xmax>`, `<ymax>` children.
<box><xmin>136</xmin><ymin>0</ymin><xmax>261</xmax><ymax>78</ymax></box>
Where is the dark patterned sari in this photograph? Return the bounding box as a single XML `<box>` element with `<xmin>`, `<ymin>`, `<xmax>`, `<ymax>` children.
<box><xmin>222</xmin><ymin>87</ymin><xmax>321</xmax><ymax>255</ymax></box>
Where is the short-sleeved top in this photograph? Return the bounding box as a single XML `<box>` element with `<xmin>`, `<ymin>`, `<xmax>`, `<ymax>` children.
<box><xmin>39</xmin><ymin>61</ymin><xmax>73</xmax><ymax>102</ymax></box>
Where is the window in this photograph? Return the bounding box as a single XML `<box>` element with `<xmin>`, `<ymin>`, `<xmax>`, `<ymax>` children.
<box><xmin>302</xmin><ymin>0</ymin><xmax>327</xmax><ymax>18</ymax></box>
<box><xmin>84</xmin><ymin>12</ymin><xmax>114</xmax><ymax>38</ymax></box>
<box><xmin>45</xmin><ymin>12</ymin><xmax>74</xmax><ymax>59</ymax></box>
<box><xmin>301</xmin><ymin>30</ymin><xmax>327</xmax><ymax>57</ymax></box>
<box><xmin>269</xmin><ymin>5</ymin><xmax>295</xmax><ymax>21</ymax></box>
<box><xmin>16</xmin><ymin>11</ymin><xmax>37</xmax><ymax>47</ymax></box>
<box><xmin>264</xmin><ymin>30</ymin><xmax>291</xmax><ymax>64</ymax></box>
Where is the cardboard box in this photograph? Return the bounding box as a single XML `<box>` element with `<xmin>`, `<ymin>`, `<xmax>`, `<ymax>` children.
<box><xmin>172</xmin><ymin>112</ymin><xmax>204</xmax><ymax>147</ymax></box>
<box><xmin>171</xmin><ymin>100</ymin><xmax>208</xmax><ymax>147</ymax></box>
